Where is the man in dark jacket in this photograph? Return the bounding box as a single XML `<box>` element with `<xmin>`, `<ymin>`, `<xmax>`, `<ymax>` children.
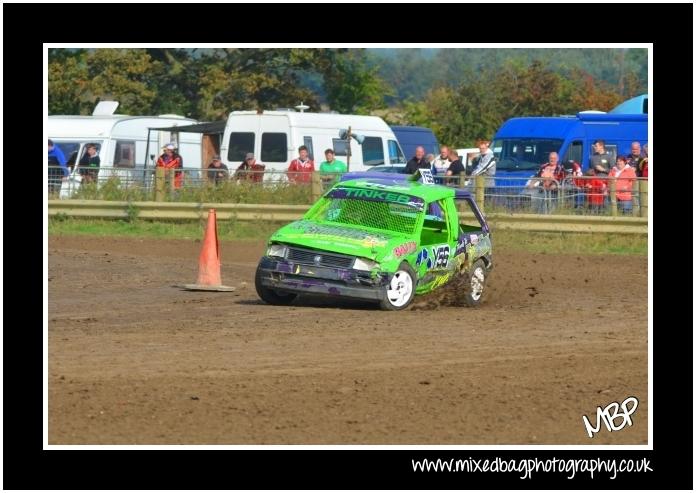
<box><xmin>403</xmin><ymin>146</ymin><xmax>430</xmax><ymax>174</ymax></box>
<box><xmin>207</xmin><ymin>156</ymin><xmax>229</xmax><ymax>185</ymax></box>
<box><xmin>78</xmin><ymin>143</ymin><xmax>100</xmax><ymax>184</ymax></box>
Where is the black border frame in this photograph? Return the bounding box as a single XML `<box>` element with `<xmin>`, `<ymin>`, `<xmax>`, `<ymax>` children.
<box><xmin>4</xmin><ymin>2</ymin><xmax>692</xmax><ymax>489</ymax></box>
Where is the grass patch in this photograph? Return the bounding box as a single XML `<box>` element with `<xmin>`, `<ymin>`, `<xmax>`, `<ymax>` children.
<box><xmin>60</xmin><ymin>178</ymin><xmax>314</xmax><ymax>205</ymax></box>
<box><xmin>492</xmin><ymin>229</ymin><xmax>647</xmax><ymax>256</ymax></box>
<box><xmin>49</xmin><ymin>218</ymin><xmax>647</xmax><ymax>256</ymax></box>
<box><xmin>48</xmin><ymin>217</ymin><xmax>283</xmax><ymax>241</ymax></box>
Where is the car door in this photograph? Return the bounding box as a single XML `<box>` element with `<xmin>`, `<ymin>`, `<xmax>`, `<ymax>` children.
<box><xmin>454</xmin><ymin>197</ymin><xmax>492</xmax><ymax>270</ymax></box>
<box><xmin>415</xmin><ymin>199</ymin><xmax>452</xmax><ymax>290</ymax></box>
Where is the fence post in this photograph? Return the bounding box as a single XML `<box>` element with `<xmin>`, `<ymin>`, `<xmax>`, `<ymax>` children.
<box><xmin>154</xmin><ymin>167</ymin><xmax>165</xmax><ymax>202</ymax></box>
<box><xmin>609</xmin><ymin>178</ymin><xmax>617</xmax><ymax>216</ymax></box>
<box><xmin>311</xmin><ymin>171</ymin><xmax>323</xmax><ymax>202</ymax></box>
<box><xmin>632</xmin><ymin>179</ymin><xmax>640</xmax><ymax>217</ymax></box>
<box><xmin>169</xmin><ymin>168</ymin><xmax>176</xmax><ymax>195</ymax></box>
<box><xmin>639</xmin><ymin>179</ymin><xmax>648</xmax><ymax>218</ymax></box>
<box><xmin>475</xmin><ymin>175</ymin><xmax>485</xmax><ymax>210</ymax></box>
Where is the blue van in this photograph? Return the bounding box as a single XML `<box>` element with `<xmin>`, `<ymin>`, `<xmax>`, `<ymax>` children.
<box><xmin>390</xmin><ymin>126</ymin><xmax>440</xmax><ymax>160</ymax></box>
<box><xmin>491</xmin><ymin>112</ymin><xmax>648</xmax><ymax>184</ymax></box>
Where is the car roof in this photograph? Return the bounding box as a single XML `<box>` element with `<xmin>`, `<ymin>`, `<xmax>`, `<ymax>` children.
<box><xmin>337</xmin><ymin>172</ymin><xmax>473</xmax><ymax>201</ymax></box>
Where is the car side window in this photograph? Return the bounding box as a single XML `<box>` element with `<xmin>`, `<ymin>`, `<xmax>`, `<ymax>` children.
<box><xmin>421</xmin><ymin>200</ymin><xmax>449</xmax><ymax>245</ymax></box>
<box><xmin>457</xmin><ymin>198</ymin><xmax>486</xmax><ymax>233</ymax></box>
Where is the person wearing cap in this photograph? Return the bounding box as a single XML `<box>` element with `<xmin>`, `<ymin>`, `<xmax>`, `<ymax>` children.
<box><xmin>207</xmin><ymin>155</ymin><xmax>229</xmax><ymax>185</ymax></box>
<box><xmin>608</xmin><ymin>155</ymin><xmax>637</xmax><ymax>214</ymax></box>
<box><xmin>589</xmin><ymin>139</ymin><xmax>615</xmax><ymax>176</ymax></box>
<box><xmin>234</xmin><ymin>152</ymin><xmax>264</xmax><ymax>182</ymax></box>
<box><xmin>287</xmin><ymin>145</ymin><xmax>315</xmax><ymax>184</ymax></box>
<box><xmin>156</xmin><ymin>143</ymin><xmax>184</xmax><ymax>189</ymax></box>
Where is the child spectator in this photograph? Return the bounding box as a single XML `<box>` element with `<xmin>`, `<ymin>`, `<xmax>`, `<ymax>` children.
<box><xmin>584</xmin><ymin>169</ymin><xmax>608</xmax><ymax>214</ymax></box>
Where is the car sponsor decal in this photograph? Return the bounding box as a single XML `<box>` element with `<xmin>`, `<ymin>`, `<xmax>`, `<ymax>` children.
<box><xmin>393</xmin><ymin>241</ymin><xmax>417</xmax><ymax>258</ymax></box>
<box><xmin>292</xmin><ymin>221</ymin><xmax>389</xmax><ymax>245</ymax></box>
<box><xmin>417</xmin><ymin>244</ymin><xmax>450</xmax><ymax>269</ymax></box>
<box><xmin>328</xmin><ymin>187</ymin><xmax>425</xmax><ymax>210</ymax></box>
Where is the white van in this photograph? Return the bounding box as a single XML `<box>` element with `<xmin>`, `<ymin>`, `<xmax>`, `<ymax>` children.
<box><xmin>48</xmin><ymin>101</ymin><xmax>202</xmax><ymax>185</ymax></box>
<box><xmin>220</xmin><ymin>110</ymin><xmax>407</xmax><ymax>176</ymax></box>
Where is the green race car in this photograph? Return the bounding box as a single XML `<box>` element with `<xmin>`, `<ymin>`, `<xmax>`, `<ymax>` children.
<box><xmin>255</xmin><ymin>170</ymin><xmax>492</xmax><ymax>310</ymax></box>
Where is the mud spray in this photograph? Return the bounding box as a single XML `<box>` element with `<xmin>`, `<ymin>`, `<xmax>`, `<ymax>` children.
<box><xmin>410</xmin><ymin>270</ymin><xmax>488</xmax><ymax>310</ymax></box>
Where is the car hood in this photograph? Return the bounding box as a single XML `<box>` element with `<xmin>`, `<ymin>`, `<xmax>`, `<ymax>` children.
<box><xmin>270</xmin><ymin>220</ymin><xmax>412</xmax><ymax>261</ymax></box>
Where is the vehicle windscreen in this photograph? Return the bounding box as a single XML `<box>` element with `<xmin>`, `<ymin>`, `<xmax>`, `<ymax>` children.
<box><xmin>492</xmin><ymin>138</ymin><xmax>564</xmax><ymax>171</ymax></box>
<box><xmin>307</xmin><ymin>189</ymin><xmax>424</xmax><ymax>235</ymax></box>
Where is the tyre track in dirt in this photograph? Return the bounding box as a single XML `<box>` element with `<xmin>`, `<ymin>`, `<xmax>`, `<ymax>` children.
<box><xmin>48</xmin><ymin>236</ymin><xmax>648</xmax><ymax>444</ymax></box>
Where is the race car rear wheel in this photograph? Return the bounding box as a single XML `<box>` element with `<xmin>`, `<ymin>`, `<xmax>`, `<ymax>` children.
<box><xmin>255</xmin><ymin>266</ymin><xmax>297</xmax><ymax>305</ymax></box>
<box><xmin>463</xmin><ymin>259</ymin><xmax>487</xmax><ymax>307</ymax></box>
<box><xmin>380</xmin><ymin>262</ymin><xmax>416</xmax><ymax>310</ymax></box>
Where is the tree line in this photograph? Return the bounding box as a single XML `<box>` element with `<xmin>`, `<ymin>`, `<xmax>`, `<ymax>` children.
<box><xmin>49</xmin><ymin>48</ymin><xmax>647</xmax><ymax>147</ymax></box>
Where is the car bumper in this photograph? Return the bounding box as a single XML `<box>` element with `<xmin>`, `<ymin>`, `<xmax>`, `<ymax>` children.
<box><xmin>257</xmin><ymin>256</ymin><xmax>390</xmax><ymax>301</ymax></box>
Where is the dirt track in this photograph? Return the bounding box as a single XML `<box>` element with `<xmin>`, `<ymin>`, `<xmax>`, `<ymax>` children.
<box><xmin>48</xmin><ymin>236</ymin><xmax>648</xmax><ymax>444</ymax></box>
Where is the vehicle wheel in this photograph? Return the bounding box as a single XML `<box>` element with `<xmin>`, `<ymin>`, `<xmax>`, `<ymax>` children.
<box><xmin>380</xmin><ymin>262</ymin><xmax>416</xmax><ymax>310</ymax></box>
<box><xmin>255</xmin><ymin>265</ymin><xmax>297</xmax><ymax>305</ymax></box>
<box><xmin>463</xmin><ymin>259</ymin><xmax>487</xmax><ymax>307</ymax></box>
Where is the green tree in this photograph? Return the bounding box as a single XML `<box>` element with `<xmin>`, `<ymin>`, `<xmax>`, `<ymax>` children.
<box><xmin>322</xmin><ymin>50</ymin><xmax>393</xmax><ymax>114</ymax></box>
<box><xmin>49</xmin><ymin>49</ymin><xmax>162</xmax><ymax>115</ymax></box>
<box><xmin>48</xmin><ymin>52</ymin><xmax>89</xmax><ymax>114</ymax></box>
<box><xmin>399</xmin><ymin>60</ymin><xmax>624</xmax><ymax>147</ymax></box>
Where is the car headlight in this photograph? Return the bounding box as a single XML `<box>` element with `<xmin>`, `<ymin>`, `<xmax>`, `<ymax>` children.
<box><xmin>353</xmin><ymin>257</ymin><xmax>378</xmax><ymax>271</ymax></box>
<box><xmin>267</xmin><ymin>244</ymin><xmax>288</xmax><ymax>259</ymax></box>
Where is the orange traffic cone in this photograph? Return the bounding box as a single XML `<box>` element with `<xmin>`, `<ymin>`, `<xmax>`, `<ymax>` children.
<box><xmin>182</xmin><ymin>209</ymin><xmax>235</xmax><ymax>292</ymax></box>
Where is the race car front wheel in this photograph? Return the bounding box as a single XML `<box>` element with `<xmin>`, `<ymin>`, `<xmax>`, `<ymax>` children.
<box><xmin>255</xmin><ymin>266</ymin><xmax>297</xmax><ymax>305</ymax></box>
<box><xmin>463</xmin><ymin>259</ymin><xmax>487</xmax><ymax>307</ymax></box>
<box><xmin>380</xmin><ymin>262</ymin><xmax>416</xmax><ymax>310</ymax></box>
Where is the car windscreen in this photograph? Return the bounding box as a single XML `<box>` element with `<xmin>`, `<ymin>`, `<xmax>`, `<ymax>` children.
<box><xmin>492</xmin><ymin>138</ymin><xmax>564</xmax><ymax>171</ymax></box>
<box><xmin>307</xmin><ymin>189</ymin><xmax>424</xmax><ymax>235</ymax></box>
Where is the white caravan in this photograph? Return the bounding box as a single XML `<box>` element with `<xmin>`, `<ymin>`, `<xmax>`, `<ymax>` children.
<box><xmin>219</xmin><ymin>110</ymin><xmax>407</xmax><ymax>176</ymax></box>
<box><xmin>48</xmin><ymin>101</ymin><xmax>202</xmax><ymax>185</ymax></box>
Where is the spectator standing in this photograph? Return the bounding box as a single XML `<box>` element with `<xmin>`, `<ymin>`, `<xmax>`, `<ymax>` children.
<box><xmin>234</xmin><ymin>153</ymin><xmax>263</xmax><ymax>182</ymax></box>
<box><xmin>426</xmin><ymin>153</ymin><xmax>436</xmax><ymax>167</ymax></box>
<box><xmin>584</xmin><ymin>169</ymin><xmax>608</xmax><ymax>213</ymax></box>
<box><xmin>470</xmin><ymin>139</ymin><xmax>496</xmax><ymax>188</ymax></box>
<box><xmin>207</xmin><ymin>156</ymin><xmax>229</xmax><ymax>185</ymax></box>
<box><xmin>319</xmin><ymin>148</ymin><xmax>347</xmax><ymax>174</ymax></box>
<box><xmin>319</xmin><ymin>148</ymin><xmax>347</xmax><ymax>186</ymax></box>
<box><xmin>589</xmin><ymin>139</ymin><xmax>614</xmax><ymax>175</ymax></box>
<box><xmin>445</xmin><ymin>149</ymin><xmax>466</xmax><ymax>185</ymax></box>
<box><xmin>608</xmin><ymin>155</ymin><xmax>637</xmax><ymax>214</ymax></box>
<box><xmin>432</xmin><ymin>145</ymin><xmax>452</xmax><ymax>175</ymax></box>
<box><xmin>403</xmin><ymin>146</ymin><xmax>430</xmax><ymax>174</ymax></box>
<box><xmin>536</xmin><ymin>152</ymin><xmax>564</xmax><ymax>190</ymax></box>
<box><xmin>639</xmin><ymin>144</ymin><xmax>648</xmax><ymax>178</ymax></box>
<box><xmin>48</xmin><ymin>139</ymin><xmax>69</xmax><ymax>193</ymax></box>
<box><xmin>626</xmin><ymin>141</ymin><xmax>646</xmax><ymax>171</ymax></box>
<box><xmin>287</xmin><ymin>145</ymin><xmax>315</xmax><ymax>184</ymax></box>
<box><xmin>524</xmin><ymin>152</ymin><xmax>564</xmax><ymax>213</ymax></box>
<box><xmin>156</xmin><ymin>143</ymin><xmax>183</xmax><ymax>189</ymax></box>
<box><xmin>78</xmin><ymin>143</ymin><xmax>101</xmax><ymax>184</ymax></box>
